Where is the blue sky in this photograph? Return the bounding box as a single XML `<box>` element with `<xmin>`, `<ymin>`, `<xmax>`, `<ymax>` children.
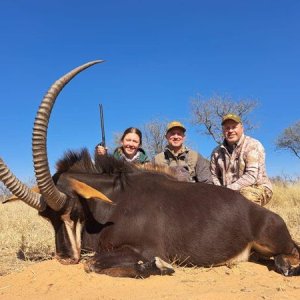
<box><xmin>0</xmin><ymin>0</ymin><xmax>299</xmax><ymax>181</ymax></box>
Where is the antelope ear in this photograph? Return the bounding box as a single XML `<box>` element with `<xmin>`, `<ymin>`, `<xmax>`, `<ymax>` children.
<box><xmin>68</xmin><ymin>178</ymin><xmax>113</xmax><ymax>204</ymax></box>
<box><xmin>3</xmin><ymin>186</ymin><xmax>41</xmax><ymax>203</ymax></box>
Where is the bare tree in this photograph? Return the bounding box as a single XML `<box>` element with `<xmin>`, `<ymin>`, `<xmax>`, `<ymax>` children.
<box><xmin>276</xmin><ymin>120</ymin><xmax>300</xmax><ymax>159</ymax></box>
<box><xmin>112</xmin><ymin>132</ymin><xmax>122</xmax><ymax>148</ymax></box>
<box><xmin>142</xmin><ymin>119</ymin><xmax>168</xmax><ymax>158</ymax></box>
<box><xmin>0</xmin><ymin>182</ymin><xmax>10</xmax><ymax>195</ymax></box>
<box><xmin>0</xmin><ymin>182</ymin><xmax>11</xmax><ymax>202</ymax></box>
<box><xmin>190</xmin><ymin>94</ymin><xmax>258</xmax><ymax>144</ymax></box>
<box><xmin>0</xmin><ymin>177</ymin><xmax>36</xmax><ymax>202</ymax></box>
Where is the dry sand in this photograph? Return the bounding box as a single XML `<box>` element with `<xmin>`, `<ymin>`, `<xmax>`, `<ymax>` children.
<box><xmin>0</xmin><ymin>259</ymin><xmax>300</xmax><ymax>299</ymax></box>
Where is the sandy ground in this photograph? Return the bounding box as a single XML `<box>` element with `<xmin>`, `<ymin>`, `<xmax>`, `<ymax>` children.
<box><xmin>0</xmin><ymin>259</ymin><xmax>299</xmax><ymax>300</ymax></box>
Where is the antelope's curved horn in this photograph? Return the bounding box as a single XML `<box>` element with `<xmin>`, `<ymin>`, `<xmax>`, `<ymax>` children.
<box><xmin>32</xmin><ymin>60</ymin><xmax>104</xmax><ymax>211</ymax></box>
<box><xmin>0</xmin><ymin>157</ymin><xmax>46</xmax><ymax>211</ymax></box>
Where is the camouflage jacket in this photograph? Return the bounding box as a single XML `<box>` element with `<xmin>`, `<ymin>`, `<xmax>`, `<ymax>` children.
<box><xmin>154</xmin><ymin>146</ymin><xmax>212</xmax><ymax>183</ymax></box>
<box><xmin>210</xmin><ymin>134</ymin><xmax>272</xmax><ymax>192</ymax></box>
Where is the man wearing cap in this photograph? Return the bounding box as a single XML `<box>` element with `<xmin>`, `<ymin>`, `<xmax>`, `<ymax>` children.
<box><xmin>154</xmin><ymin>121</ymin><xmax>212</xmax><ymax>183</ymax></box>
<box><xmin>210</xmin><ymin>113</ymin><xmax>273</xmax><ymax>206</ymax></box>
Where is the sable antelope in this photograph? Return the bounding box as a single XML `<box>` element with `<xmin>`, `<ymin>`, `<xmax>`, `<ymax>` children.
<box><xmin>0</xmin><ymin>61</ymin><xmax>299</xmax><ymax>278</ymax></box>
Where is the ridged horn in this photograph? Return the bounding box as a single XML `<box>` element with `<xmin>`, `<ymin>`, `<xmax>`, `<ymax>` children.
<box><xmin>32</xmin><ymin>60</ymin><xmax>104</xmax><ymax>211</ymax></box>
<box><xmin>0</xmin><ymin>157</ymin><xmax>46</xmax><ymax>211</ymax></box>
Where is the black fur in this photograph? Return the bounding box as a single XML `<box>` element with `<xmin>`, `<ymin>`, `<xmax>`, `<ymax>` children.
<box><xmin>42</xmin><ymin>149</ymin><xmax>299</xmax><ymax>277</ymax></box>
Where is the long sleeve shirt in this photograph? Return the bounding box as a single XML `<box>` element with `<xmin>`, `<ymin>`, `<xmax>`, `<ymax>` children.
<box><xmin>210</xmin><ymin>135</ymin><xmax>272</xmax><ymax>192</ymax></box>
<box><xmin>154</xmin><ymin>146</ymin><xmax>212</xmax><ymax>183</ymax></box>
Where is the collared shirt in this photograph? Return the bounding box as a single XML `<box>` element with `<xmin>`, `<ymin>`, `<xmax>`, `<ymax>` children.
<box><xmin>210</xmin><ymin>134</ymin><xmax>272</xmax><ymax>192</ymax></box>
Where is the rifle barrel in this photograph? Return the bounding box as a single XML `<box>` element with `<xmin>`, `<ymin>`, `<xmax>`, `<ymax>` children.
<box><xmin>99</xmin><ymin>104</ymin><xmax>106</xmax><ymax>147</ymax></box>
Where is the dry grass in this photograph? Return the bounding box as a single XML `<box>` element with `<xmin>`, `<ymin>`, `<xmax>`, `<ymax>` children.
<box><xmin>0</xmin><ymin>201</ymin><xmax>54</xmax><ymax>275</ymax></box>
<box><xmin>266</xmin><ymin>181</ymin><xmax>300</xmax><ymax>243</ymax></box>
<box><xmin>0</xmin><ymin>181</ymin><xmax>299</xmax><ymax>276</ymax></box>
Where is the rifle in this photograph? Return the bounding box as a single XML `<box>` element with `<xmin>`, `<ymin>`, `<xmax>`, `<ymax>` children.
<box><xmin>99</xmin><ymin>103</ymin><xmax>106</xmax><ymax>148</ymax></box>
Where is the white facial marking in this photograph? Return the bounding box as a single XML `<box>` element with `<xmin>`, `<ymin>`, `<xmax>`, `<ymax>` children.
<box><xmin>63</xmin><ymin>217</ymin><xmax>82</xmax><ymax>261</ymax></box>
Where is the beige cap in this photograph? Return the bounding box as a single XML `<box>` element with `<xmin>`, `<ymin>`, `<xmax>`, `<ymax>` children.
<box><xmin>166</xmin><ymin>121</ymin><xmax>186</xmax><ymax>133</ymax></box>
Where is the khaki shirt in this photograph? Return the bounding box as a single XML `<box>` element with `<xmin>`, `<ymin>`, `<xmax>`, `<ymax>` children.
<box><xmin>210</xmin><ymin>135</ymin><xmax>272</xmax><ymax>192</ymax></box>
<box><xmin>154</xmin><ymin>146</ymin><xmax>212</xmax><ymax>183</ymax></box>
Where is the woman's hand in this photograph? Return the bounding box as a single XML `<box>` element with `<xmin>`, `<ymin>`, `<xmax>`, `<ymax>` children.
<box><xmin>96</xmin><ymin>145</ymin><xmax>107</xmax><ymax>155</ymax></box>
